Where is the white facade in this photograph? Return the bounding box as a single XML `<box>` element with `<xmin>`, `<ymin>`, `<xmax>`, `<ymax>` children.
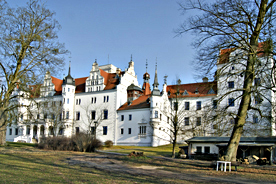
<box><xmin>6</xmin><ymin>47</ymin><xmax>276</xmax><ymax>145</ymax></box>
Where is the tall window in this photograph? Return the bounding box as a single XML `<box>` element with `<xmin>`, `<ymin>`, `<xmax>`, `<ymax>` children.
<box><xmin>91</xmin><ymin>111</ymin><xmax>96</xmax><ymax>120</ymax></box>
<box><xmin>196</xmin><ymin>146</ymin><xmax>202</xmax><ymax>153</ymax></box>
<box><xmin>9</xmin><ymin>128</ymin><xmax>12</xmax><ymax>135</ymax></box>
<box><xmin>139</xmin><ymin>126</ymin><xmax>147</xmax><ymax>135</ymax></box>
<box><xmin>103</xmin><ymin>110</ymin><xmax>108</xmax><ymax>119</ymax></box>
<box><xmin>228</xmin><ymin>81</ymin><xmax>234</xmax><ymax>88</ymax></box>
<box><xmin>196</xmin><ymin>117</ymin><xmax>201</xmax><ymax>126</ymax></box>
<box><xmin>254</xmin><ymin>78</ymin><xmax>261</xmax><ymax>86</ymax></box>
<box><xmin>196</xmin><ymin>101</ymin><xmax>201</xmax><ymax>110</ymax></box>
<box><xmin>213</xmin><ymin>100</ymin><xmax>217</xmax><ymax>109</ymax></box>
<box><xmin>185</xmin><ymin>102</ymin><xmax>190</xmax><ymax>110</ymax></box>
<box><xmin>129</xmin><ymin>114</ymin><xmax>132</xmax><ymax>121</ymax></box>
<box><xmin>103</xmin><ymin>96</ymin><xmax>106</xmax><ymax>102</ymax></box>
<box><xmin>121</xmin><ymin>128</ymin><xmax>124</xmax><ymax>134</ymax></box>
<box><xmin>155</xmin><ymin>111</ymin><xmax>158</xmax><ymax>118</ymax></box>
<box><xmin>204</xmin><ymin>146</ymin><xmax>210</xmax><ymax>154</ymax></box>
<box><xmin>103</xmin><ymin>126</ymin><xmax>108</xmax><ymax>135</ymax></box>
<box><xmin>91</xmin><ymin>127</ymin><xmax>95</xmax><ymax>135</ymax></box>
<box><xmin>15</xmin><ymin>128</ymin><xmax>18</xmax><ymax>135</ymax></box>
<box><xmin>75</xmin><ymin>127</ymin><xmax>79</xmax><ymax>135</ymax></box>
<box><xmin>174</xmin><ymin>102</ymin><xmax>178</xmax><ymax>111</ymax></box>
<box><xmin>66</xmin><ymin>111</ymin><xmax>69</xmax><ymax>119</ymax></box>
<box><xmin>228</xmin><ymin>98</ymin><xmax>235</xmax><ymax>106</ymax></box>
<box><xmin>128</xmin><ymin>128</ymin><xmax>131</xmax><ymax>134</ymax></box>
<box><xmin>76</xmin><ymin>112</ymin><xmax>80</xmax><ymax>121</ymax></box>
<box><xmin>121</xmin><ymin>115</ymin><xmax>124</xmax><ymax>121</ymax></box>
<box><xmin>76</xmin><ymin>99</ymin><xmax>81</xmax><ymax>105</ymax></box>
<box><xmin>185</xmin><ymin>117</ymin><xmax>189</xmax><ymax>126</ymax></box>
<box><xmin>26</xmin><ymin>126</ymin><xmax>30</xmax><ymax>135</ymax></box>
<box><xmin>67</xmin><ymin>98</ymin><xmax>69</xmax><ymax>104</ymax></box>
<box><xmin>253</xmin><ymin>115</ymin><xmax>258</xmax><ymax>124</ymax></box>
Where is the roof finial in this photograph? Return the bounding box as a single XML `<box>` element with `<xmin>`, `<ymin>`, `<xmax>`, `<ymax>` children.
<box><xmin>130</xmin><ymin>54</ymin><xmax>133</xmax><ymax>61</ymax></box>
<box><xmin>95</xmin><ymin>59</ymin><xmax>97</xmax><ymax>63</ymax></box>
<box><xmin>146</xmin><ymin>59</ymin><xmax>148</xmax><ymax>72</ymax></box>
<box><xmin>68</xmin><ymin>60</ymin><xmax>71</xmax><ymax>75</ymax></box>
<box><xmin>164</xmin><ymin>75</ymin><xmax>168</xmax><ymax>84</ymax></box>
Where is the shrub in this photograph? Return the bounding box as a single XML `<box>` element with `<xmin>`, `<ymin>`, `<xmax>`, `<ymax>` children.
<box><xmin>71</xmin><ymin>133</ymin><xmax>103</xmax><ymax>152</ymax></box>
<box><xmin>104</xmin><ymin>140</ymin><xmax>113</xmax><ymax>148</ymax></box>
<box><xmin>38</xmin><ymin>136</ymin><xmax>76</xmax><ymax>151</ymax></box>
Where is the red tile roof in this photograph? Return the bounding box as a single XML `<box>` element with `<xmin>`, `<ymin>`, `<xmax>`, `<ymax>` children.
<box><xmin>167</xmin><ymin>81</ymin><xmax>217</xmax><ymax>98</ymax></box>
<box><xmin>99</xmin><ymin>69</ymin><xmax>120</xmax><ymax>90</ymax></box>
<box><xmin>218</xmin><ymin>42</ymin><xmax>270</xmax><ymax>64</ymax></box>
<box><xmin>51</xmin><ymin>76</ymin><xmax>63</xmax><ymax>95</ymax></box>
<box><xmin>117</xmin><ymin>95</ymin><xmax>151</xmax><ymax>111</ymax></box>
<box><xmin>75</xmin><ymin>77</ymin><xmax>88</xmax><ymax>93</ymax></box>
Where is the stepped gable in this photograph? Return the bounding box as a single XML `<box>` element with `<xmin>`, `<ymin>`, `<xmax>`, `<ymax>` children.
<box><xmin>51</xmin><ymin>76</ymin><xmax>63</xmax><ymax>95</ymax></box>
<box><xmin>99</xmin><ymin>69</ymin><xmax>121</xmax><ymax>90</ymax></box>
<box><xmin>117</xmin><ymin>95</ymin><xmax>151</xmax><ymax>111</ymax></box>
<box><xmin>75</xmin><ymin>77</ymin><xmax>88</xmax><ymax>93</ymax></box>
<box><xmin>167</xmin><ymin>81</ymin><xmax>217</xmax><ymax>98</ymax></box>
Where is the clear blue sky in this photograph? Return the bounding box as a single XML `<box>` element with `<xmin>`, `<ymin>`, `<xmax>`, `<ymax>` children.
<box><xmin>9</xmin><ymin>0</ymin><xmax>199</xmax><ymax>87</ymax></box>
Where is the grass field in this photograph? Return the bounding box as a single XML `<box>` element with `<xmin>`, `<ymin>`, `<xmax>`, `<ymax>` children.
<box><xmin>1</xmin><ymin>142</ymin><xmax>276</xmax><ymax>184</ymax></box>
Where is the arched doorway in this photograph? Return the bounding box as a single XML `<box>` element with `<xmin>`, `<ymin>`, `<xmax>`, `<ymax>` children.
<box><xmin>40</xmin><ymin>125</ymin><xmax>45</xmax><ymax>136</ymax></box>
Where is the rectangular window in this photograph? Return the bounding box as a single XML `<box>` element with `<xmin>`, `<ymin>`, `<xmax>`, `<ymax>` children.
<box><xmin>37</xmin><ymin>114</ymin><xmax>40</xmax><ymax>119</ymax></box>
<box><xmin>196</xmin><ymin>146</ymin><xmax>202</xmax><ymax>153</ymax></box>
<box><xmin>107</xmin><ymin>96</ymin><xmax>109</xmax><ymax>102</ymax></box>
<box><xmin>91</xmin><ymin>126</ymin><xmax>95</xmax><ymax>135</ymax></box>
<box><xmin>204</xmin><ymin>146</ymin><xmax>210</xmax><ymax>154</ymax></box>
<box><xmin>75</xmin><ymin>127</ymin><xmax>79</xmax><ymax>135</ymax></box>
<box><xmin>67</xmin><ymin>98</ymin><xmax>69</xmax><ymax>104</ymax></box>
<box><xmin>103</xmin><ymin>126</ymin><xmax>108</xmax><ymax>135</ymax></box>
<box><xmin>104</xmin><ymin>96</ymin><xmax>106</xmax><ymax>102</ymax></box>
<box><xmin>121</xmin><ymin>115</ymin><xmax>124</xmax><ymax>121</ymax></box>
<box><xmin>228</xmin><ymin>98</ymin><xmax>235</xmax><ymax>106</ymax></box>
<box><xmin>185</xmin><ymin>102</ymin><xmax>190</xmax><ymax>110</ymax></box>
<box><xmin>174</xmin><ymin>102</ymin><xmax>178</xmax><ymax>111</ymax></box>
<box><xmin>15</xmin><ymin>128</ymin><xmax>18</xmax><ymax>135</ymax></box>
<box><xmin>196</xmin><ymin>117</ymin><xmax>201</xmax><ymax>126</ymax></box>
<box><xmin>91</xmin><ymin>97</ymin><xmax>93</xmax><ymax>104</ymax></box>
<box><xmin>103</xmin><ymin>110</ymin><xmax>108</xmax><ymax>119</ymax></box>
<box><xmin>129</xmin><ymin>114</ymin><xmax>132</xmax><ymax>121</ymax></box>
<box><xmin>9</xmin><ymin>128</ymin><xmax>12</xmax><ymax>135</ymax></box>
<box><xmin>139</xmin><ymin>126</ymin><xmax>147</xmax><ymax>135</ymax></box>
<box><xmin>160</xmin><ymin>114</ymin><xmax>162</xmax><ymax>121</ymax></box>
<box><xmin>94</xmin><ymin>97</ymin><xmax>97</xmax><ymax>103</ymax></box>
<box><xmin>254</xmin><ymin>78</ymin><xmax>261</xmax><ymax>86</ymax></box>
<box><xmin>121</xmin><ymin>128</ymin><xmax>124</xmax><ymax>134</ymax></box>
<box><xmin>228</xmin><ymin>81</ymin><xmax>234</xmax><ymax>88</ymax></box>
<box><xmin>66</xmin><ymin>111</ymin><xmax>69</xmax><ymax>119</ymax></box>
<box><xmin>185</xmin><ymin>117</ymin><xmax>189</xmax><ymax>126</ymax></box>
<box><xmin>68</xmin><ymin>88</ymin><xmax>70</xmax><ymax>92</ymax></box>
<box><xmin>91</xmin><ymin>111</ymin><xmax>96</xmax><ymax>120</ymax></box>
<box><xmin>155</xmin><ymin>111</ymin><xmax>158</xmax><ymax>118</ymax></box>
<box><xmin>26</xmin><ymin>126</ymin><xmax>30</xmax><ymax>135</ymax></box>
<box><xmin>213</xmin><ymin>100</ymin><xmax>217</xmax><ymax>109</ymax></box>
<box><xmin>76</xmin><ymin>111</ymin><xmax>80</xmax><ymax>121</ymax></box>
<box><xmin>44</xmin><ymin>113</ymin><xmax>47</xmax><ymax>119</ymax></box>
<box><xmin>253</xmin><ymin>115</ymin><xmax>258</xmax><ymax>124</ymax></box>
<box><xmin>196</xmin><ymin>101</ymin><xmax>201</xmax><ymax>110</ymax></box>
<box><xmin>128</xmin><ymin>128</ymin><xmax>131</xmax><ymax>134</ymax></box>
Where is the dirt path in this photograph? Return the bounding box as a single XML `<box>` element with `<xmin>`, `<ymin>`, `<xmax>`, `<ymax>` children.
<box><xmin>67</xmin><ymin>153</ymin><xmax>274</xmax><ymax>184</ymax></box>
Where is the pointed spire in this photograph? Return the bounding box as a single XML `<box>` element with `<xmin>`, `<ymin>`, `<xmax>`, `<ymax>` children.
<box><xmin>68</xmin><ymin>61</ymin><xmax>71</xmax><ymax>76</ymax></box>
<box><xmin>152</xmin><ymin>61</ymin><xmax>160</xmax><ymax>96</ymax></box>
<box><xmin>130</xmin><ymin>54</ymin><xmax>133</xmax><ymax>61</ymax></box>
<box><xmin>164</xmin><ymin>75</ymin><xmax>168</xmax><ymax>84</ymax></box>
<box><xmin>153</xmin><ymin>62</ymin><xmax>159</xmax><ymax>87</ymax></box>
<box><xmin>146</xmin><ymin>59</ymin><xmax>148</xmax><ymax>72</ymax></box>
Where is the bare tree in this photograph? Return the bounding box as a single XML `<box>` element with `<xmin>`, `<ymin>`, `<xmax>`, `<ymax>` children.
<box><xmin>176</xmin><ymin>0</ymin><xmax>276</xmax><ymax>161</ymax></box>
<box><xmin>79</xmin><ymin>102</ymin><xmax>110</xmax><ymax>139</ymax></box>
<box><xmin>0</xmin><ymin>0</ymin><xmax>67</xmax><ymax>145</ymax></box>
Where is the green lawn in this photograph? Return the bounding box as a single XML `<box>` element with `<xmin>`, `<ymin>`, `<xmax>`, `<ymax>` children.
<box><xmin>103</xmin><ymin>144</ymin><xmax>187</xmax><ymax>157</ymax></box>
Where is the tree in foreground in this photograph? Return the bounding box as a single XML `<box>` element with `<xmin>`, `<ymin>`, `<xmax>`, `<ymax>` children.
<box><xmin>0</xmin><ymin>0</ymin><xmax>67</xmax><ymax>145</ymax></box>
<box><xmin>176</xmin><ymin>0</ymin><xmax>276</xmax><ymax>161</ymax></box>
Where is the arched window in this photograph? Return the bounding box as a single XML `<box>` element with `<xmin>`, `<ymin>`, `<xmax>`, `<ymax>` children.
<box><xmin>40</xmin><ymin>125</ymin><xmax>45</xmax><ymax>135</ymax></box>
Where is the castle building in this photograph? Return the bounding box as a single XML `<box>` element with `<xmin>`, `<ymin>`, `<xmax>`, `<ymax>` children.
<box><xmin>6</xmin><ymin>45</ymin><xmax>276</xmax><ymax>145</ymax></box>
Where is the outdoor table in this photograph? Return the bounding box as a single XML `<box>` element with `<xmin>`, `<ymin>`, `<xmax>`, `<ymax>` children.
<box><xmin>216</xmin><ymin>161</ymin><xmax>231</xmax><ymax>172</ymax></box>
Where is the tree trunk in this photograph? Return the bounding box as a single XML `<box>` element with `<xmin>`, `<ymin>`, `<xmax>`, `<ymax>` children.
<box><xmin>0</xmin><ymin>121</ymin><xmax>7</xmax><ymax>146</ymax></box>
<box><xmin>171</xmin><ymin>139</ymin><xmax>176</xmax><ymax>158</ymax></box>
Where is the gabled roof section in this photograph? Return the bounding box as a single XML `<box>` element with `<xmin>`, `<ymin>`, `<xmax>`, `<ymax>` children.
<box><xmin>117</xmin><ymin>95</ymin><xmax>150</xmax><ymax>111</ymax></box>
<box><xmin>167</xmin><ymin>81</ymin><xmax>217</xmax><ymax>98</ymax></box>
<box><xmin>99</xmin><ymin>69</ymin><xmax>120</xmax><ymax>90</ymax></box>
<box><xmin>75</xmin><ymin>77</ymin><xmax>88</xmax><ymax>93</ymax></box>
<box><xmin>51</xmin><ymin>76</ymin><xmax>63</xmax><ymax>95</ymax></box>
<box><xmin>218</xmin><ymin>42</ymin><xmax>271</xmax><ymax>64</ymax></box>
